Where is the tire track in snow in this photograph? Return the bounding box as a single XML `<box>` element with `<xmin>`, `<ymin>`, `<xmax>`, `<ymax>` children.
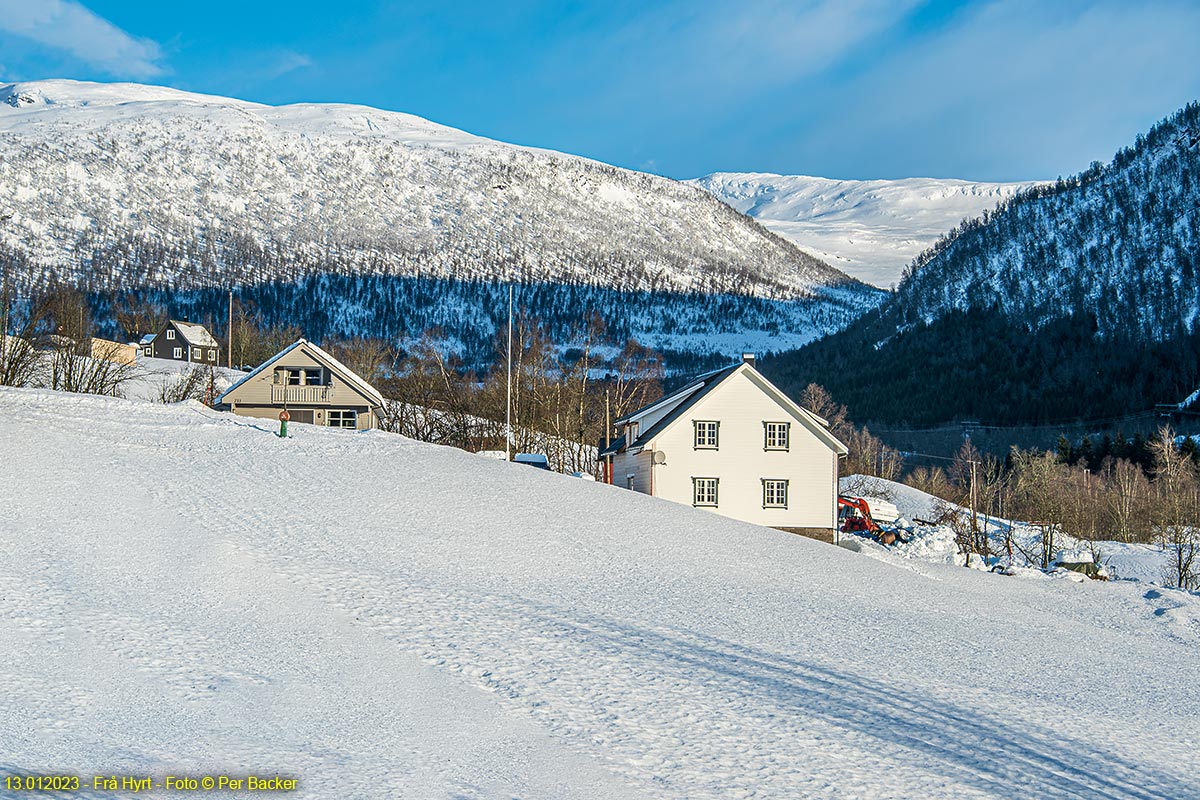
<box><xmin>161</xmin><ymin>439</ymin><xmax>1194</xmax><ymax>800</ymax></box>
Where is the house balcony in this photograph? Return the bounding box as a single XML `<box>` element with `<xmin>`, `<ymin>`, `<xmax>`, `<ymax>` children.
<box><xmin>272</xmin><ymin>385</ymin><xmax>333</xmax><ymax>404</ymax></box>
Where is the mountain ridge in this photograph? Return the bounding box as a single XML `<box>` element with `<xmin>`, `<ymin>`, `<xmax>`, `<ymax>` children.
<box><xmin>689</xmin><ymin>172</ymin><xmax>1043</xmax><ymax>287</ymax></box>
<box><xmin>0</xmin><ymin>79</ymin><xmax>859</xmax><ymax>301</ymax></box>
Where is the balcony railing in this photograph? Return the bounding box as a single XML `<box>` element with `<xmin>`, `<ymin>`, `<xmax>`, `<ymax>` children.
<box><xmin>272</xmin><ymin>385</ymin><xmax>333</xmax><ymax>404</ymax></box>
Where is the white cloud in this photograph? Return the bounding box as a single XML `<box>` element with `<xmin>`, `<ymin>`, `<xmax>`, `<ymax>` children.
<box><xmin>0</xmin><ymin>0</ymin><xmax>163</xmax><ymax>78</ymax></box>
<box><xmin>264</xmin><ymin>51</ymin><xmax>313</xmax><ymax>81</ymax></box>
<box><xmin>600</xmin><ymin>0</ymin><xmax>922</xmax><ymax>98</ymax></box>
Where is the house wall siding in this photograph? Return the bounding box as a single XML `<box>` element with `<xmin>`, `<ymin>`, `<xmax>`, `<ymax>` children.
<box><xmin>645</xmin><ymin>369</ymin><xmax>838</xmax><ymax>528</ymax></box>
<box><xmin>613</xmin><ymin>450</ymin><xmax>653</xmax><ymax>492</ymax></box>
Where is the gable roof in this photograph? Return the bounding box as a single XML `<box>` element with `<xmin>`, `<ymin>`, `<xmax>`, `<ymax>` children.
<box><xmin>601</xmin><ymin>361</ymin><xmax>847</xmax><ymax>457</ymax></box>
<box><xmin>217</xmin><ymin>338</ymin><xmax>385</xmax><ymax>408</ymax></box>
<box><xmin>167</xmin><ymin>320</ymin><xmax>219</xmax><ymax>348</ymax></box>
<box><xmin>602</xmin><ymin>364</ymin><xmax>739</xmax><ymax>457</ymax></box>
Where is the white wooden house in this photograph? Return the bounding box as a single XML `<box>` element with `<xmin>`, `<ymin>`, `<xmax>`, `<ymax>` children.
<box><xmin>600</xmin><ymin>355</ymin><xmax>847</xmax><ymax>529</ymax></box>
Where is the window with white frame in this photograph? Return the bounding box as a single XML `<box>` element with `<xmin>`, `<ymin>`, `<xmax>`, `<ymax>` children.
<box><xmin>166</xmin><ymin>329</ymin><xmax>175</xmax><ymax>340</ymax></box>
<box><xmin>192</xmin><ymin>347</ymin><xmax>201</xmax><ymax>360</ymax></box>
<box><xmin>693</xmin><ymin>420</ymin><xmax>719</xmax><ymax>449</ymax></box>
<box><xmin>172</xmin><ymin>347</ymin><xmax>182</xmax><ymax>359</ymax></box>
<box><xmin>762</xmin><ymin>479</ymin><xmax>788</xmax><ymax>509</ymax></box>
<box><xmin>143</xmin><ymin>347</ymin><xmax>151</xmax><ymax>357</ymax></box>
<box><xmin>208</xmin><ymin>349</ymin><xmax>216</xmax><ymax>361</ymax></box>
<box><xmin>764</xmin><ymin>421</ymin><xmax>790</xmax><ymax>450</ymax></box>
<box><xmin>692</xmin><ymin>477</ymin><xmax>719</xmax><ymax>507</ymax></box>
<box><xmin>328</xmin><ymin>410</ymin><xmax>357</xmax><ymax>428</ymax></box>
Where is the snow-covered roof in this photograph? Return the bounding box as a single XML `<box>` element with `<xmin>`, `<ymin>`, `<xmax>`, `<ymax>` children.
<box><xmin>603</xmin><ymin>361</ymin><xmax>847</xmax><ymax>457</ymax></box>
<box><xmin>170</xmin><ymin>320</ymin><xmax>219</xmax><ymax>348</ymax></box>
<box><xmin>139</xmin><ymin>333</ymin><xmax>156</xmax><ymax>345</ymax></box>
<box><xmin>217</xmin><ymin>338</ymin><xmax>384</xmax><ymax>408</ymax></box>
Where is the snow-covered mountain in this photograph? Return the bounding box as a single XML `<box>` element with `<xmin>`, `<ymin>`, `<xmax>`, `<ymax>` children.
<box><xmin>763</xmin><ymin>101</ymin><xmax>1200</xmax><ymax>427</ymax></box>
<box><xmin>689</xmin><ymin>173</ymin><xmax>1041</xmax><ymax>287</ymax></box>
<box><xmin>0</xmin><ymin>80</ymin><xmax>855</xmax><ymax>301</ymax></box>
<box><xmin>5</xmin><ymin>385</ymin><xmax>1199</xmax><ymax>797</ymax></box>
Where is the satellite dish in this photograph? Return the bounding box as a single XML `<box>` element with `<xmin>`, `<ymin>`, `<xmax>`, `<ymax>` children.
<box><xmin>652</xmin><ymin>450</ymin><xmax>667</xmax><ymax>465</ymax></box>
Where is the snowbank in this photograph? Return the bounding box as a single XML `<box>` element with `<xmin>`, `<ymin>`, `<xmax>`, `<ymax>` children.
<box><xmin>841</xmin><ymin>475</ymin><xmax>1178</xmax><ymax>584</ymax></box>
<box><xmin>2</xmin><ymin>389</ymin><xmax>1199</xmax><ymax>799</ymax></box>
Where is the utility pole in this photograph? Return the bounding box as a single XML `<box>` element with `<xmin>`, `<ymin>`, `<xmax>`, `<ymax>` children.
<box><xmin>227</xmin><ymin>288</ymin><xmax>233</xmax><ymax>369</ymax></box>
<box><xmin>505</xmin><ymin>283</ymin><xmax>513</xmax><ymax>461</ymax></box>
<box><xmin>605</xmin><ymin>388</ymin><xmax>612</xmax><ymax>484</ymax></box>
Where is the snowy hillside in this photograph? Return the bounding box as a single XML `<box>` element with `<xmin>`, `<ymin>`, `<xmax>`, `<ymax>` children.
<box><xmin>0</xmin><ymin>80</ymin><xmax>853</xmax><ymax>301</ymax></box>
<box><xmin>841</xmin><ymin>475</ymin><xmax>1182</xmax><ymax>585</ymax></box>
<box><xmin>689</xmin><ymin>173</ymin><xmax>1040</xmax><ymax>287</ymax></box>
<box><xmin>2</xmin><ymin>386</ymin><xmax>1199</xmax><ymax>799</ymax></box>
<box><xmin>892</xmin><ymin>102</ymin><xmax>1200</xmax><ymax>340</ymax></box>
<box><xmin>762</xmin><ymin>102</ymin><xmax>1200</xmax><ymax>426</ymax></box>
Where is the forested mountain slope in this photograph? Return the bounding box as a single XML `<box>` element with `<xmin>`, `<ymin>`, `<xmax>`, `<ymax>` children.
<box><xmin>0</xmin><ymin>80</ymin><xmax>881</xmax><ymax>363</ymax></box>
<box><xmin>763</xmin><ymin>102</ymin><xmax>1200</xmax><ymax>426</ymax></box>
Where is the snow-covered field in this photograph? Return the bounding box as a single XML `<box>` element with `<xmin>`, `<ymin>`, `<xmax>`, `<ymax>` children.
<box><xmin>690</xmin><ymin>173</ymin><xmax>1043</xmax><ymax>288</ymax></box>
<box><xmin>2</xmin><ymin>388</ymin><xmax>1199</xmax><ymax>799</ymax></box>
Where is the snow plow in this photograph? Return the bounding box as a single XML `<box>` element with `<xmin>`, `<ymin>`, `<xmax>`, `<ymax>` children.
<box><xmin>838</xmin><ymin>495</ymin><xmax>909</xmax><ymax>546</ymax></box>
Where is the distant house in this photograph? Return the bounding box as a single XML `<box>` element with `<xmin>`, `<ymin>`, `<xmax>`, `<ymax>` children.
<box><xmin>89</xmin><ymin>337</ymin><xmax>138</xmax><ymax>366</ymax></box>
<box><xmin>142</xmin><ymin>320</ymin><xmax>220</xmax><ymax>365</ymax></box>
<box><xmin>600</xmin><ymin>354</ymin><xmax>848</xmax><ymax>529</ymax></box>
<box><xmin>217</xmin><ymin>338</ymin><xmax>384</xmax><ymax>430</ymax></box>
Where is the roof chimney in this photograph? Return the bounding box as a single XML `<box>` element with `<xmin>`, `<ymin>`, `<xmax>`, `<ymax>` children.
<box><xmin>741</xmin><ymin>352</ymin><xmax>756</xmax><ymax>366</ymax></box>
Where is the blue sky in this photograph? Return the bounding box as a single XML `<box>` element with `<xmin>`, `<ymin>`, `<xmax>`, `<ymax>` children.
<box><xmin>2</xmin><ymin>0</ymin><xmax>1199</xmax><ymax>181</ymax></box>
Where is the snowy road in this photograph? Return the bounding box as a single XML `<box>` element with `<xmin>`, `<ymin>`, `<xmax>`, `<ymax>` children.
<box><xmin>2</xmin><ymin>388</ymin><xmax>1198</xmax><ymax>798</ymax></box>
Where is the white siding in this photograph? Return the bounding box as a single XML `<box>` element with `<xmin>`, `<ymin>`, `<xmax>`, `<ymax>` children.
<box><xmin>613</xmin><ymin>450</ymin><xmax>653</xmax><ymax>493</ymax></box>
<box><xmin>642</xmin><ymin>368</ymin><xmax>839</xmax><ymax>528</ymax></box>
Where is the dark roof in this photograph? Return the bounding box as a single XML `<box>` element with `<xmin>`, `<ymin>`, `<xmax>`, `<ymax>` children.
<box><xmin>606</xmin><ymin>364</ymin><xmax>739</xmax><ymax>455</ymax></box>
<box><xmin>597</xmin><ymin>436</ymin><xmax>624</xmax><ymax>458</ymax></box>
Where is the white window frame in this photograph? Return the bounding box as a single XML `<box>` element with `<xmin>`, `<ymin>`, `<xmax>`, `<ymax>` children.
<box><xmin>166</xmin><ymin>329</ymin><xmax>175</xmax><ymax>340</ymax></box>
<box><xmin>762</xmin><ymin>478</ymin><xmax>789</xmax><ymax>509</ymax></box>
<box><xmin>172</xmin><ymin>347</ymin><xmax>182</xmax><ymax>359</ymax></box>
<box><xmin>692</xmin><ymin>476</ymin><xmax>719</xmax><ymax>507</ymax></box>
<box><xmin>328</xmin><ymin>409</ymin><xmax>357</xmax><ymax>429</ymax></box>
<box><xmin>208</xmin><ymin>349</ymin><xmax>216</xmax><ymax>361</ymax></box>
<box><xmin>143</xmin><ymin>347</ymin><xmax>152</xmax><ymax>357</ymax></box>
<box><xmin>693</xmin><ymin>420</ymin><xmax>719</xmax><ymax>450</ymax></box>
<box><xmin>192</xmin><ymin>347</ymin><xmax>201</xmax><ymax>360</ymax></box>
<box><xmin>764</xmin><ymin>421</ymin><xmax>791</xmax><ymax>451</ymax></box>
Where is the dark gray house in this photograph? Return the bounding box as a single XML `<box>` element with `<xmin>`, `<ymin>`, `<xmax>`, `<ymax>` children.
<box><xmin>142</xmin><ymin>320</ymin><xmax>221</xmax><ymax>365</ymax></box>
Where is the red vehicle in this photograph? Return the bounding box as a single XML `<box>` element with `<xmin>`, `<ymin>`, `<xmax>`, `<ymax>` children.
<box><xmin>838</xmin><ymin>496</ymin><xmax>903</xmax><ymax>545</ymax></box>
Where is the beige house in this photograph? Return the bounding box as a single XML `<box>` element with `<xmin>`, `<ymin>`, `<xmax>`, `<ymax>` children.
<box><xmin>90</xmin><ymin>337</ymin><xmax>138</xmax><ymax>366</ymax></box>
<box><xmin>217</xmin><ymin>339</ymin><xmax>384</xmax><ymax>430</ymax></box>
<box><xmin>601</xmin><ymin>355</ymin><xmax>848</xmax><ymax>529</ymax></box>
